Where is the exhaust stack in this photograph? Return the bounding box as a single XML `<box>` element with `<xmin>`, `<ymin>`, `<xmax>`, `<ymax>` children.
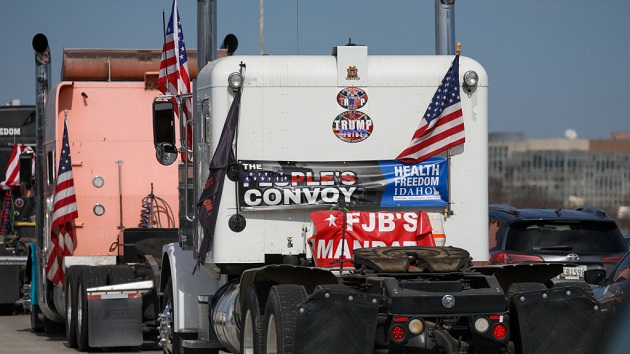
<box><xmin>197</xmin><ymin>0</ymin><xmax>217</xmax><ymax>71</ymax></box>
<box><xmin>32</xmin><ymin>33</ymin><xmax>49</xmax><ymax>251</ymax></box>
<box><xmin>32</xmin><ymin>33</ymin><xmax>64</xmax><ymax>322</ymax></box>
<box><xmin>435</xmin><ymin>0</ymin><xmax>456</xmax><ymax>55</ymax></box>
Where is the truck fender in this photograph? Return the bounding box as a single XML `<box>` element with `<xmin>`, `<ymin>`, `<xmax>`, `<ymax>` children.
<box><xmin>238</xmin><ymin>264</ymin><xmax>338</xmax><ymax>311</ymax></box>
<box><xmin>161</xmin><ymin>243</ymin><xmax>223</xmax><ymax>332</ymax></box>
<box><xmin>27</xmin><ymin>242</ymin><xmax>64</xmax><ymax>323</ymax></box>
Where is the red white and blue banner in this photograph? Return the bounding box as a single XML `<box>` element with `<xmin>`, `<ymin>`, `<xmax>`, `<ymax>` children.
<box><xmin>237</xmin><ymin>158</ymin><xmax>448</xmax><ymax>210</ymax></box>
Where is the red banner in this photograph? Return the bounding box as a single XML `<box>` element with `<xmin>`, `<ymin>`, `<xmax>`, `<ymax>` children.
<box><xmin>309</xmin><ymin>210</ymin><xmax>435</xmax><ymax>267</ymax></box>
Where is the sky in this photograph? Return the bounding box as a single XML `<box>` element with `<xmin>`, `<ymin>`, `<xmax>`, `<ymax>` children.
<box><xmin>1</xmin><ymin>0</ymin><xmax>629</xmax><ymax>140</ymax></box>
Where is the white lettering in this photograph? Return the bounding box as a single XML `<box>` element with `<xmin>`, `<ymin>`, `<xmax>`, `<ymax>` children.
<box><xmin>316</xmin><ymin>240</ymin><xmax>334</xmax><ymax>258</ymax></box>
<box><xmin>318</xmin><ymin>238</ymin><xmax>426</xmax><ymax>263</ymax></box>
<box><xmin>403</xmin><ymin>213</ymin><xmax>418</xmax><ymax>232</ymax></box>
<box><xmin>379</xmin><ymin>213</ymin><xmax>395</xmax><ymax>232</ymax></box>
<box><xmin>244</xmin><ymin>190</ymin><xmax>262</xmax><ymax>206</ymax></box>
<box><xmin>0</xmin><ymin>128</ymin><xmax>21</xmax><ymax>136</ymax></box>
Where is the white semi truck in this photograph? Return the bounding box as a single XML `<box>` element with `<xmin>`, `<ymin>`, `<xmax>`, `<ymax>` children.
<box><xmin>151</xmin><ymin>34</ymin><xmax>601</xmax><ymax>353</ymax></box>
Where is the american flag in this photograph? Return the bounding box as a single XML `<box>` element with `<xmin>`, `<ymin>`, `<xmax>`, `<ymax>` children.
<box><xmin>46</xmin><ymin>120</ymin><xmax>78</xmax><ymax>289</ymax></box>
<box><xmin>158</xmin><ymin>0</ymin><xmax>192</xmax><ymax>160</ymax></box>
<box><xmin>396</xmin><ymin>55</ymin><xmax>464</xmax><ymax>164</ymax></box>
<box><xmin>0</xmin><ymin>144</ymin><xmax>32</xmax><ymax>190</ymax></box>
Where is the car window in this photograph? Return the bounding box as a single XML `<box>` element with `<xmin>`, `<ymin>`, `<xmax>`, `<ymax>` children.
<box><xmin>505</xmin><ymin>220</ymin><xmax>626</xmax><ymax>254</ymax></box>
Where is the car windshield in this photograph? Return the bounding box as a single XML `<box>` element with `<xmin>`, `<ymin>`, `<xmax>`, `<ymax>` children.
<box><xmin>505</xmin><ymin>220</ymin><xmax>627</xmax><ymax>255</ymax></box>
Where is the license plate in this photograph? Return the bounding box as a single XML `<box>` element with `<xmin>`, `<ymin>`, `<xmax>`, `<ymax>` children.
<box><xmin>559</xmin><ymin>265</ymin><xmax>587</xmax><ymax>280</ymax></box>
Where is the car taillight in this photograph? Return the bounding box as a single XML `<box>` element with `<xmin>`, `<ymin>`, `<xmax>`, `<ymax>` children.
<box><xmin>491</xmin><ymin>252</ymin><xmax>508</xmax><ymax>264</ymax></box>
<box><xmin>491</xmin><ymin>252</ymin><xmax>544</xmax><ymax>264</ymax></box>
<box><xmin>506</xmin><ymin>253</ymin><xmax>544</xmax><ymax>263</ymax></box>
<box><xmin>602</xmin><ymin>255</ymin><xmax>624</xmax><ymax>264</ymax></box>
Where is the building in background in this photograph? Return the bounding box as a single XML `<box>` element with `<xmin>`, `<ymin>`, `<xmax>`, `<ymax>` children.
<box><xmin>489</xmin><ymin>132</ymin><xmax>630</xmax><ymax>222</ymax></box>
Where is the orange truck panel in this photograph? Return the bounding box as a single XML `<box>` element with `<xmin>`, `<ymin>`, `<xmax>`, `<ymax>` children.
<box><xmin>51</xmin><ymin>81</ymin><xmax>179</xmax><ymax>256</ymax></box>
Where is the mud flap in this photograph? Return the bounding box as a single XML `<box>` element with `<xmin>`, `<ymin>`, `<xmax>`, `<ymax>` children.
<box><xmin>88</xmin><ymin>295</ymin><xmax>143</xmax><ymax>348</ymax></box>
<box><xmin>295</xmin><ymin>284</ymin><xmax>380</xmax><ymax>354</ymax></box>
<box><xmin>508</xmin><ymin>282</ymin><xmax>601</xmax><ymax>354</ymax></box>
<box><xmin>0</xmin><ymin>264</ymin><xmax>21</xmax><ymax>305</ymax></box>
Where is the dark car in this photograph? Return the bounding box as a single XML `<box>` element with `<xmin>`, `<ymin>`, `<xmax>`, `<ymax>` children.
<box><xmin>588</xmin><ymin>288</ymin><xmax>630</xmax><ymax>354</ymax></box>
<box><xmin>587</xmin><ymin>250</ymin><xmax>630</xmax><ymax>316</ymax></box>
<box><xmin>488</xmin><ymin>204</ymin><xmax>628</xmax><ymax>282</ymax></box>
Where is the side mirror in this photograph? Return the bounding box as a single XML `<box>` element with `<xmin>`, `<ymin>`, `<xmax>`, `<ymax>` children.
<box><xmin>155</xmin><ymin>142</ymin><xmax>178</xmax><ymax>166</ymax></box>
<box><xmin>19</xmin><ymin>152</ymin><xmax>34</xmax><ymax>198</ymax></box>
<box><xmin>152</xmin><ymin>100</ymin><xmax>177</xmax><ymax>165</ymax></box>
<box><xmin>584</xmin><ymin>269</ymin><xmax>607</xmax><ymax>285</ymax></box>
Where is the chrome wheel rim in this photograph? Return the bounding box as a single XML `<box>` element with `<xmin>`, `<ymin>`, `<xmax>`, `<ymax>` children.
<box><xmin>266</xmin><ymin>313</ymin><xmax>277</xmax><ymax>354</ymax></box>
<box><xmin>243</xmin><ymin>309</ymin><xmax>253</xmax><ymax>354</ymax></box>
<box><xmin>76</xmin><ymin>283</ymin><xmax>83</xmax><ymax>339</ymax></box>
<box><xmin>65</xmin><ymin>282</ymin><xmax>73</xmax><ymax>334</ymax></box>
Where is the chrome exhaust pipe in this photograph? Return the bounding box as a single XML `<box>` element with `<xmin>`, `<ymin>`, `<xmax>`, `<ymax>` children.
<box><xmin>435</xmin><ymin>0</ymin><xmax>456</xmax><ymax>55</ymax></box>
<box><xmin>32</xmin><ymin>33</ymin><xmax>63</xmax><ymax>322</ymax></box>
<box><xmin>32</xmin><ymin>33</ymin><xmax>48</xmax><ymax>252</ymax></box>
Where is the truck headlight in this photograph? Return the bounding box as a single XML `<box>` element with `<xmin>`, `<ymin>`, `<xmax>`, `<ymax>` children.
<box><xmin>463</xmin><ymin>70</ymin><xmax>479</xmax><ymax>91</ymax></box>
<box><xmin>228</xmin><ymin>72</ymin><xmax>243</xmax><ymax>91</ymax></box>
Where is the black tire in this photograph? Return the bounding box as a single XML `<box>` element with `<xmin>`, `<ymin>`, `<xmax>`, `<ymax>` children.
<box><xmin>30</xmin><ymin>304</ymin><xmax>45</xmax><ymax>332</ymax></box>
<box><xmin>76</xmin><ymin>266</ymin><xmax>108</xmax><ymax>352</ymax></box>
<box><xmin>263</xmin><ymin>284</ymin><xmax>307</xmax><ymax>354</ymax></box>
<box><xmin>26</xmin><ymin>245</ymin><xmax>44</xmax><ymax>332</ymax></box>
<box><xmin>65</xmin><ymin>266</ymin><xmax>81</xmax><ymax>348</ymax></box>
<box><xmin>241</xmin><ymin>282</ymin><xmax>272</xmax><ymax>354</ymax></box>
<box><xmin>552</xmin><ymin>281</ymin><xmax>596</xmax><ymax>300</ymax></box>
<box><xmin>0</xmin><ymin>304</ymin><xmax>14</xmax><ymax>315</ymax></box>
<box><xmin>106</xmin><ymin>265</ymin><xmax>135</xmax><ymax>285</ymax></box>
<box><xmin>44</xmin><ymin>316</ymin><xmax>65</xmax><ymax>335</ymax></box>
<box><xmin>161</xmin><ymin>278</ymin><xmax>180</xmax><ymax>354</ymax></box>
<box><xmin>505</xmin><ymin>282</ymin><xmax>547</xmax><ymax>300</ymax></box>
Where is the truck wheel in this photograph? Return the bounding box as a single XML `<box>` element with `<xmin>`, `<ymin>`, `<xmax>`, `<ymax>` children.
<box><xmin>552</xmin><ymin>281</ymin><xmax>596</xmax><ymax>300</ymax></box>
<box><xmin>44</xmin><ymin>317</ymin><xmax>65</xmax><ymax>335</ymax></box>
<box><xmin>160</xmin><ymin>278</ymin><xmax>181</xmax><ymax>354</ymax></box>
<box><xmin>506</xmin><ymin>282</ymin><xmax>547</xmax><ymax>300</ymax></box>
<box><xmin>106</xmin><ymin>265</ymin><xmax>135</xmax><ymax>284</ymax></box>
<box><xmin>65</xmin><ymin>266</ymin><xmax>81</xmax><ymax>348</ymax></box>
<box><xmin>30</xmin><ymin>304</ymin><xmax>45</xmax><ymax>332</ymax></box>
<box><xmin>241</xmin><ymin>282</ymin><xmax>272</xmax><ymax>354</ymax></box>
<box><xmin>76</xmin><ymin>266</ymin><xmax>108</xmax><ymax>352</ymax></box>
<box><xmin>263</xmin><ymin>284</ymin><xmax>307</xmax><ymax>354</ymax></box>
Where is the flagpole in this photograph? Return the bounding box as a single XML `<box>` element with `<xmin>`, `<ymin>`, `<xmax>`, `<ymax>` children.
<box><xmin>446</xmin><ymin>42</ymin><xmax>462</xmax><ymax>220</ymax></box>
<box><xmin>162</xmin><ymin>10</ymin><xmax>169</xmax><ymax>86</ymax></box>
<box><xmin>174</xmin><ymin>0</ymin><xmax>180</xmax><ymax>95</ymax></box>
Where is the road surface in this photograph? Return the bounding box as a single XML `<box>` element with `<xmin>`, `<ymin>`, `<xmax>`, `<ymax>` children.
<box><xmin>0</xmin><ymin>308</ymin><xmax>161</xmax><ymax>354</ymax></box>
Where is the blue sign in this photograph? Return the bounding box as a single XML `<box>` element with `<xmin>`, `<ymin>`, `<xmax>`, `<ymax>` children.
<box><xmin>379</xmin><ymin>158</ymin><xmax>448</xmax><ymax>207</ymax></box>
